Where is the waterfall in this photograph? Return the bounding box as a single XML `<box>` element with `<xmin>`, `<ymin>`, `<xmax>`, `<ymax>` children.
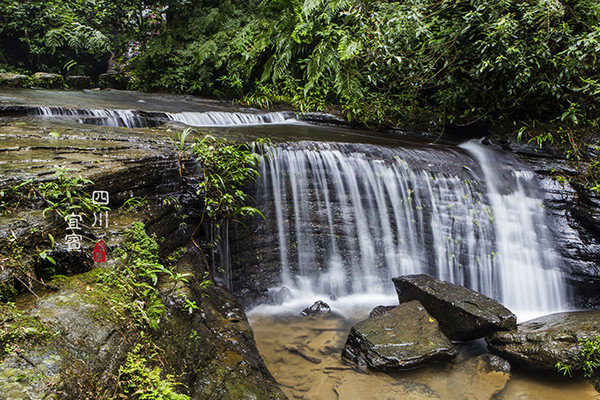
<box><xmin>165</xmin><ymin>111</ymin><xmax>297</xmax><ymax>127</ymax></box>
<box><xmin>254</xmin><ymin>141</ymin><xmax>567</xmax><ymax>317</ymax></box>
<box><xmin>31</xmin><ymin>106</ymin><xmax>155</xmax><ymax>128</ymax></box>
<box><xmin>30</xmin><ymin>106</ymin><xmax>299</xmax><ymax>128</ymax></box>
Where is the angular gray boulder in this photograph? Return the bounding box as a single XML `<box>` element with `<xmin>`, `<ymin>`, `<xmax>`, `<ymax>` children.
<box><xmin>393</xmin><ymin>274</ymin><xmax>516</xmax><ymax>340</ymax></box>
<box><xmin>486</xmin><ymin>310</ymin><xmax>600</xmax><ymax>371</ymax></box>
<box><xmin>342</xmin><ymin>300</ymin><xmax>457</xmax><ymax>371</ymax></box>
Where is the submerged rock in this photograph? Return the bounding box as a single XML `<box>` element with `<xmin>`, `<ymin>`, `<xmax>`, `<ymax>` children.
<box><xmin>334</xmin><ymin>377</ymin><xmax>441</xmax><ymax>400</ymax></box>
<box><xmin>342</xmin><ymin>300</ymin><xmax>456</xmax><ymax>371</ymax></box>
<box><xmin>393</xmin><ymin>274</ymin><xmax>516</xmax><ymax>340</ymax></box>
<box><xmin>486</xmin><ymin>309</ymin><xmax>600</xmax><ymax>371</ymax></box>
<box><xmin>300</xmin><ymin>300</ymin><xmax>331</xmax><ymax>316</ymax></box>
<box><xmin>436</xmin><ymin>353</ymin><xmax>511</xmax><ymax>400</ymax></box>
<box><xmin>270</xmin><ymin>286</ymin><xmax>292</xmax><ymax>305</ymax></box>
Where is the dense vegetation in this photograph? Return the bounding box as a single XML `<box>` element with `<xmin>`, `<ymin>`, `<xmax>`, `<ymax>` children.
<box><xmin>0</xmin><ymin>0</ymin><xmax>167</xmax><ymax>77</ymax></box>
<box><xmin>129</xmin><ymin>1</ymin><xmax>600</xmax><ymax>130</ymax></box>
<box><xmin>1</xmin><ymin>0</ymin><xmax>600</xmax><ymax>187</ymax></box>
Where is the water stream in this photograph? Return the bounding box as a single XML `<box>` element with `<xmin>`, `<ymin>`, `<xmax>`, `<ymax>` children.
<box><xmin>3</xmin><ymin>88</ymin><xmax>594</xmax><ymax>400</ymax></box>
<box><xmin>253</xmin><ymin>140</ymin><xmax>566</xmax><ymax>319</ymax></box>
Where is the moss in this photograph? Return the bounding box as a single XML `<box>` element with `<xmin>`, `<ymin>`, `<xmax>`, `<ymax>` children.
<box><xmin>116</xmin><ymin>343</ymin><xmax>190</xmax><ymax>400</ymax></box>
<box><xmin>98</xmin><ymin>72</ymin><xmax>130</xmax><ymax>90</ymax></box>
<box><xmin>30</xmin><ymin>73</ymin><xmax>66</xmax><ymax>89</ymax></box>
<box><xmin>0</xmin><ymin>303</ymin><xmax>53</xmax><ymax>358</ymax></box>
<box><xmin>0</xmin><ymin>73</ymin><xmax>31</xmax><ymax>88</ymax></box>
<box><xmin>0</xmin><ymin>279</ymin><xmax>17</xmax><ymax>303</ymax></box>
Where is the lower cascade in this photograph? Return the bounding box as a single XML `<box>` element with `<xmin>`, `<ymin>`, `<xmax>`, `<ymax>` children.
<box><xmin>251</xmin><ymin>140</ymin><xmax>567</xmax><ymax>317</ymax></box>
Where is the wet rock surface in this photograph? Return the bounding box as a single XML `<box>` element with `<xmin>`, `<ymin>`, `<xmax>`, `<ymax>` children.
<box><xmin>0</xmin><ymin>114</ymin><xmax>287</xmax><ymax>399</ymax></box>
<box><xmin>393</xmin><ymin>274</ymin><xmax>517</xmax><ymax>340</ymax></box>
<box><xmin>441</xmin><ymin>353</ymin><xmax>511</xmax><ymax>400</ymax></box>
<box><xmin>333</xmin><ymin>377</ymin><xmax>442</xmax><ymax>400</ymax></box>
<box><xmin>300</xmin><ymin>300</ymin><xmax>331</xmax><ymax>316</ymax></box>
<box><xmin>342</xmin><ymin>300</ymin><xmax>457</xmax><ymax>371</ymax></box>
<box><xmin>486</xmin><ymin>309</ymin><xmax>600</xmax><ymax>371</ymax></box>
<box><xmin>369</xmin><ymin>305</ymin><xmax>396</xmax><ymax>317</ymax></box>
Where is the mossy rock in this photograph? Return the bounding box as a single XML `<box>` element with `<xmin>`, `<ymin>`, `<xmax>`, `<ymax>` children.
<box><xmin>31</xmin><ymin>73</ymin><xmax>66</xmax><ymax>89</ymax></box>
<box><xmin>0</xmin><ymin>73</ymin><xmax>30</xmax><ymax>88</ymax></box>
<box><xmin>98</xmin><ymin>72</ymin><xmax>130</xmax><ymax>90</ymax></box>
<box><xmin>65</xmin><ymin>76</ymin><xmax>91</xmax><ymax>90</ymax></box>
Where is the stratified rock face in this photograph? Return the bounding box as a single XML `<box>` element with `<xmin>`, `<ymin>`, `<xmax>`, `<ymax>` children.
<box><xmin>342</xmin><ymin>300</ymin><xmax>457</xmax><ymax>371</ymax></box>
<box><xmin>486</xmin><ymin>310</ymin><xmax>600</xmax><ymax>371</ymax></box>
<box><xmin>393</xmin><ymin>274</ymin><xmax>517</xmax><ymax>340</ymax></box>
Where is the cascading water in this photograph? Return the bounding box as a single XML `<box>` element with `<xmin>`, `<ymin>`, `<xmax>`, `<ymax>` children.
<box><xmin>30</xmin><ymin>105</ymin><xmax>299</xmax><ymax>128</ymax></box>
<box><xmin>31</xmin><ymin>106</ymin><xmax>155</xmax><ymax>128</ymax></box>
<box><xmin>253</xmin><ymin>140</ymin><xmax>567</xmax><ymax>317</ymax></box>
<box><xmin>165</xmin><ymin>111</ymin><xmax>297</xmax><ymax>127</ymax></box>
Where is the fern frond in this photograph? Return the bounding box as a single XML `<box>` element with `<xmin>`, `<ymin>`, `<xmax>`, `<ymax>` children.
<box><xmin>338</xmin><ymin>34</ymin><xmax>362</xmax><ymax>60</ymax></box>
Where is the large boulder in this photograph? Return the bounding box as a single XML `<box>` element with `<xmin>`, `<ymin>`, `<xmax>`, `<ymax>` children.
<box><xmin>393</xmin><ymin>274</ymin><xmax>516</xmax><ymax>340</ymax></box>
<box><xmin>486</xmin><ymin>309</ymin><xmax>600</xmax><ymax>371</ymax></box>
<box><xmin>342</xmin><ymin>300</ymin><xmax>457</xmax><ymax>371</ymax></box>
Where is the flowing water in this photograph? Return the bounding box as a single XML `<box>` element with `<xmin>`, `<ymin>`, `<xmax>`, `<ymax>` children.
<box><xmin>2</xmin><ymin>88</ymin><xmax>596</xmax><ymax>399</ymax></box>
<box><xmin>253</xmin><ymin>140</ymin><xmax>566</xmax><ymax>319</ymax></box>
<box><xmin>248</xmin><ymin>310</ymin><xmax>597</xmax><ymax>400</ymax></box>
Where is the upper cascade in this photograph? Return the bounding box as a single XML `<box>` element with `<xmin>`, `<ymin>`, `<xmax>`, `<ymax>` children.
<box><xmin>30</xmin><ymin>106</ymin><xmax>160</xmax><ymax>128</ymax></box>
<box><xmin>165</xmin><ymin>111</ymin><xmax>298</xmax><ymax>127</ymax></box>
<box><xmin>29</xmin><ymin>105</ymin><xmax>299</xmax><ymax>128</ymax></box>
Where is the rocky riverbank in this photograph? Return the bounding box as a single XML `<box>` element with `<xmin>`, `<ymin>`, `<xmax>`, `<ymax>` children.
<box><xmin>0</xmin><ymin>118</ymin><xmax>286</xmax><ymax>399</ymax></box>
<box><xmin>340</xmin><ymin>274</ymin><xmax>600</xmax><ymax>395</ymax></box>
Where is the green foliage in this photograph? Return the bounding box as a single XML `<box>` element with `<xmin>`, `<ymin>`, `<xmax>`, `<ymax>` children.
<box><xmin>37</xmin><ymin>165</ymin><xmax>108</xmax><ymax>219</ymax></box>
<box><xmin>118</xmin><ymin>344</ymin><xmax>190</xmax><ymax>400</ymax></box>
<box><xmin>0</xmin><ymin>236</ymin><xmax>43</xmax><ymax>301</ymax></box>
<box><xmin>556</xmin><ymin>335</ymin><xmax>600</xmax><ymax>378</ymax></box>
<box><xmin>190</xmin><ymin>133</ymin><xmax>268</xmax><ymax>223</ymax></box>
<box><xmin>576</xmin><ymin>335</ymin><xmax>600</xmax><ymax>377</ymax></box>
<box><xmin>556</xmin><ymin>361</ymin><xmax>572</xmax><ymax>377</ymax></box>
<box><xmin>100</xmin><ymin>222</ymin><xmax>194</xmax><ymax>331</ymax></box>
<box><xmin>130</xmin><ymin>0</ymin><xmax>600</xmax><ymax>135</ymax></box>
<box><xmin>168</xmin><ymin>128</ymin><xmax>194</xmax><ymax>177</ymax></box>
<box><xmin>0</xmin><ymin>179</ymin><xmax>33</xmax><ymax>215</ymax></box>
<box><xmin>0</xmin><ymin>0</ymin><xmax>164</xmax><ymax>77</ymax></box>
<box><xmin>121</xmin><ymin>196</ymin><xmax>148</xmax><ymax>212</ymax></box>
<box><xmin>0</xmin><ymin>303</ymin><xmax>52</xmax><ymax>357</ymax></box>
<box><xmin>100</xmin><ymin>222</ymin><xmax>165</xmax><ymax>330</ymax></box>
